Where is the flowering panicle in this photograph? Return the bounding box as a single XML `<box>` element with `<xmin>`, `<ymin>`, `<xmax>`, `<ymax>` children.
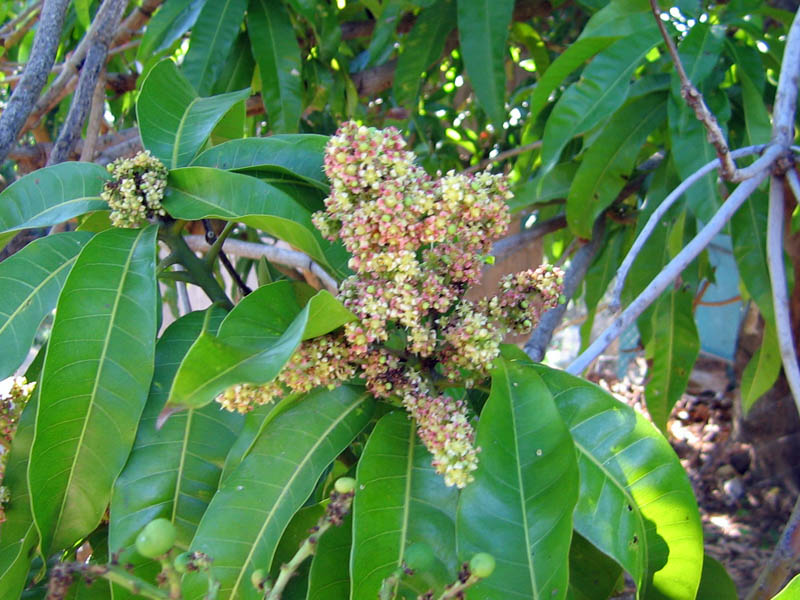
<box><xmin>0</xmin><ymin>377</ymin><xmax>36</xmax><ymax>522</ymax></box>
<box><xmin>217</xmin><ymin>122</ymin><xmax>564</xmax><ymax>488</ymax></box>
<box><xmin>102</xmin><ymin>150</ymin><xmax>168</xmax><ymax>228</ymax></box>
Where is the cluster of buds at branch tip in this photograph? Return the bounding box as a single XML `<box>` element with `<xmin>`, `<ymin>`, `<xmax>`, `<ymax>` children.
<box><xmin>102</xmin><ymin>150</ymin><xmax>168</xmax><ymax>228</ymax></box>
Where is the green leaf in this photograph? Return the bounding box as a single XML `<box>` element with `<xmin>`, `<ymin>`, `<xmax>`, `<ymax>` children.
<box><xmin>566</xmin><ymin>94</ymin><xmax>666</xmax><ymax>238</ymax></box>
<box><xmin>182</xmin><ymin>386</ymin><xmax>374</xmax><ymax>600</ymax></box>
<box><xmin>532</xmin><ymin>364</ymin><xmax>704</xmax><ymax>600</ymax></box>
<box><xmin>351</xmin><ymin>412</ymin><xmax>459</xmax><ymax>598</ymax></box>
<box><xmin>248</xmin><ymin>0</ymin><xmax>303</xmax><ymax>133</ymax></box>
<box><xmin>567</xmin><ymin>533</ymin><xmax>622</xmax><ymax>600</ymax></box>
<box><xmin>137</xmin><ymin>59</ymin><xmax>250</xmax><ymax>168</ymax></box>
<box><xmin>741</xmin><ymin>324</ymin><xmax>781</xmax><ymax>415</ymax></box>
<box><xmin>511</xmin><ymin>162</ymin><xmax>578</xmax><ymax>212</ymax></box>
<box><xmin>457</xmin><ymin>0</ymin><xmax>515</xmax><ymax>128</ymax></box>
<box><xmin>540</xmin><ymin>29</ymin><xmax>660</xmax><ymax>174</ymax></box>
<box><xmin>163</xmin><ymin>167</ymin><xmax>329</xmax><ymax>268</ymax></box>
<box><xmin>0</xmin><ymin>391</ymin><xmax>39</xmax><ymax>599</ymax></box>
<box><xmin>268</xmin><ymin>504</ymin><xmax>325</xmax><ymax>599</ymax></box>
<box><xmin>168</xmin><ymin>282</ymin><xmax>355</xmax><ymax>410</ymax></box>
<box><xmin>644</xmin><ymin>289</ymin><xmax>700</xmax><ymax>433</ymax></box>
<box><xmin>181</xmin><ymin>0</ymin><xmax>248</xmax><ymax>95</ymax></box>
<box><xmin>731</xmin><ymin>191</ymin><xmax>774</xmax><ymax>324</ymax></box>
<box><xmin>137</xmin><ymin>0</ymin><xmax>209</xmax><ymax>60</ymax></box>
<box><xmin>191</xmin><ymin>135</ymin><xmax>329</xmax><ymax>190</ymax></box>
<box><xmin>695</xmin><ymin>555</ymin><xmax>737</xmax><ymax>600</ymax></box>
<box><xmin>774</xmin><ymin>573</ymin><xmax>800</xmax><ymax>600</ymax></box>
<box><xmin>727</xmin><ymin>42</ymin><xmax>772</xmax><ymax>145</ymax></box>
<box><xmin>0</xmin><ymin>163</ymin><xmax>108</xmax><ymax>250</ymax></box>
<box><xmin>0</xmin><ymin>232</ymin><xmax>92</xmax><ymax>380</ymax></box>
<box><xmin>307</xmin><ymin>510</ymin><xmax>352</xmax><ymax>600</ymax></box>
<box><xmin>28</xmin><ymin>226</ymin><xmax>159</xmax><ymax>554</ymax></box>
<box><xmin>457</xmin><ymin>359</ymin><xmax>578</xmax><ymax>599</ymax></box>
<box><xmin>394</xmin><ymin>0</ymin><xmax>456</xmax><ymax>108</ymax></box>
<box><xmin>109</xmin><ymin>308</ymin><xmax>243</xmax><ymax>562</ymax></box>
<box><xmin>671</xmin><ymin>23</ymin><xmax>725</xmax><ymax>98</ymax></box>
<box><xmin>74</xmin><ymin>0</ymin><xmax>91</xmax><ymax>28</ymax></box>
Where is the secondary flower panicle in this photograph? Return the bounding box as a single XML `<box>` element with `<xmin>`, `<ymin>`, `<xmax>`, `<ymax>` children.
<box><xmin>216</xmin><ymin>122</ymin><xmax>564</xmax><ymax>488</ymax></box>
<box><xmin>102</xmin><ymin>150</ymin><xmax>168</xmax><ymax>228</ymax></box>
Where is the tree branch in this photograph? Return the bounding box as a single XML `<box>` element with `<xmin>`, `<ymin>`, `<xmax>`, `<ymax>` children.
<box><xmin>78</xmin><ymin>71</ymin><xmax>107</xmax><ymax>162</ymax></box>
<box><xmin>490</xmin><ymin>215</ymin><xmax>566</xmax><ymax>260</ymax></box>
<box><xmin>0</xmin><ymin>0</ymin><xmax>70</xmax><ymax>164</ymax></box>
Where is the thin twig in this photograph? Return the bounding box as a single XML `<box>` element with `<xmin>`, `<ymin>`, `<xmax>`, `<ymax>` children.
<box><xmin>464</xmin><ymin>140</ymin><xmax>543</xmax><ymax>175</ymax></box>
<box><xmin>0</xmin><ymin>2</ymin><xmax>42</xmax><ymax>40</ymax></box>
<box><xmin>0</xmin><ymin>0</ymin><xmax>70</xmax><ymax>164</ymax></box>
<box><xmin>79</xmin><ymin>71</ymin><xmax>107</xmax><ymax>162</ymax></box>
<box><xmin>567</xmin><ymin>171</ymin><xmax>768</xmax><ymax>375</ymax></box>
<box><xmin>610</xmin><ymin>145</ymin><xmax>766</xmax><ymax>311</ymax></box>
<box><xmin>491</xmin><ymin>215</ymin><xmax>567</xmax><ymax>259</ymax></box>
<box><xmin>2</xmin><ymin>3</ymin><xmax>41</xmax><ymax>50</ymax></box>
<box><xmin>184</xmin><ymin>235</ymin><xmax>339</xmax><ymax>294</ymax></box>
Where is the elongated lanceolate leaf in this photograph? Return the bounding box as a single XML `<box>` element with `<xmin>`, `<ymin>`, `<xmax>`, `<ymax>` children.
<box><xmin>0</xmin><ymin>232</ymin><xmax>92</xmax><ymax>380</ymax></box>
<box><xmin>307</xmin><ymin>511</ymin><xmax>352</xmax><ymax>600</ymax></box>
<box><xmin>168</xmin><ymin>281</ymin><xmax>355</xmax><ymax>411</ymax></box>
<box><xmin>137</xmin><ymin>59</ymin><xmax>250</xmax><ymax>168</ymax></box>
<box><xmin>28</xmin><ymin>226</ymin><xmax>159</xmax><ymax>554</ymax></box>
<box><xmin>732</xmin><ymin>191</ymin><xmax>774</xmax><ymax>324</ymax></box>
<box><xmin>568</xmin><ymin>533</ymin><xmax>622</xmax><ymax>600</ymax></box>
<box><xmin>0</xmin><ymin>391</ymin><xmax>39</xmax><ymax>599</ymax></box>
<box><xmin>181</xmin><ymin>0</ymin><xmax>248</xmax><ymax>95</ymax></box>
<box><xmin>457</xmin><ymin>0</ymin><xmax>514</xmax><ymax>129</ymax></box>
<box><xmin>696</xmin><ymin>555</ymin><xmax>737</xmax><ymax>600</ymax></box>
<box><xmin>191</xmin><ymin>136</ymin><xmax>329</xmax><ymax>189</ymax></box>
<box><xmin>0</xmin><ymin>163</ymin><xmax>108</xmax><ymax>250</ymax></box>
<box><xmin>351</xmin><ymin>412</ymin><xmax>459</xmax><ymax>599</ymax></box>
<box><xmin>532</xmin><ymin>364</ymin><xmax>704</xmax><ymax>600</ymax></box>
<box><xmin>164</xmin><ymin>167</ymin><xmax>329</xmax><ymax>269</ymax></box>
<box><xmin>457</xmin><ymin>359</ymin><xmax>578</xmax><ymax>599</ymax></box>
<box><xmin>137</xmin><ymin>0</ymin><xmax>209</xmax><ymax>61</ymax></box>
<box><xmin>394</xmin><ymin>0</ymin><xmax>456</xmax><ymax>108</ymax></box>
<box><xmin>109</xmin><ymin>308</ymin><xmax>242</xmax><ymax>561</ymax></box>
<box><xmin>248</xmin><ymin>0</ymin><xmax>302</xmax><ymax>133</ymax></box>
<box><xmin>182</xmin><ymin>386</ymin><xmax>374</xmax><ymax>600</ymax></box>
<box><xmin>741</xmin><ymin>324</ymin><xmax>781</xmax><ymax>415</ymax></box>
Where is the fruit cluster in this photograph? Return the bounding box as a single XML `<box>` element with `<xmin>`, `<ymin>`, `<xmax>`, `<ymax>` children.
<box><xmin>102</xmin><ymin>150</ymin><xmax>168</xmax><ymax>228</ymax></box>
<box><xmin>215</xmin><ymin>122</ymin><xmax>563</xmax><ymax>488</ymax></box>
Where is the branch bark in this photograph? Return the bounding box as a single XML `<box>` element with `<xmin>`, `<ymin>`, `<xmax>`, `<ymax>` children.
<box><xmin>0</xmin><ymin>0</ymin><xmax>70</xmax><ymax>164</ymax></box>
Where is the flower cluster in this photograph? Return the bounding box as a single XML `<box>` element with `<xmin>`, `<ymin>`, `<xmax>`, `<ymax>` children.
<box><xmin>217</xmin><ymin>123</ymin><xmax>564</xmax><ymax>488</ymax></box>
<box><xmin>102</xmin><ymin>151</ymin><xmax>168</xmax><ymax>228</ymax></box>
<box><xmin>0</xmin><ymin>377</ymin><xmax>35</xmax><ymax>522</ymax></box>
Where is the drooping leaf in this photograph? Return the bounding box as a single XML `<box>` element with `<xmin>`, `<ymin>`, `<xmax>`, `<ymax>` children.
<box><xmin>0</xmin><ymin>163</ymin><xmax>108</xmax><ymax>251</ymax></box>
<box><xmin>248</xmin><ymin>0</ymin><xmax>303</xmax><ymax>133</ymax></box>
<box><xmin>137</xmin><ymin>0</ymin><xmax>209</xmax><ymax>61</ymax></box>
<box><xmin>727</xmin><ymin>42</ymin><xmax>772</xmax><ymax>146</ymax></box>
<box><xmin>181</xmin><ymin>386</ymin><xmax>374</xmax><ymax>600</ymax></box>
<box><xmin>306</xmin><ymin>511</ymin><xmax>352</xmax><ymax>600</ymax></box>
<box><xmin>351</xmin><ymin>412</ymin><xmax>459</xmax><ymax>599</ymax></box>
<box><xmin>581</xmin><ymin>229</ymin><xmax>625</xmax><ymax>349</ymax></box>
<box><xmin>567</xmin><ymin>533</ymin><xmax>622</xmax><ymax>600</ymax></box>
<box><xmin>0</xmin><ymin>232</ymin><xmax>92</xmax><ymax>380</ymax></box>
<box><xmin>540</xmin><ymin>28</ymin><xmax>660</xmax><ymax>174</ymax></box>
<box><xmin>566</xmin><ymin>93</ymin><xmax>666</xmax><ymax>238</ymax></box>
<box><xmin>181</xmin><ymin>0</ymin><xmax>248</xmax><ymax>95</ymax></box>
<box><xmin>394</xmin><ymin>0</ymin><xmax>456</xmax><ymax>108</ymax></box>
<box><xmin>644</xmin><ymin>288</ymin><xmax>700</xmax><ymax>433</ymax></box>
<box><xmin>28</xmin><ymin>226</ymin><xmax>159</xmax><ymax>554</ymax></box>
<box><xmin>167</xmin><ymin>282</ymin><xmax>355</xmax><ymax>411</ymax></box>
<box><xmin>136</xmin><ymin>59</ymin><xmax>250</xmax><ymax>168</ymax></box>
<box><xmin>109</xmin><ymin>308</ymin><xmax>243</xmax><ymax>562</ymax></box>
<box><xmin>457</xmin><ymin>359</ymin><xmax>578</xmax><ymax>600</ymax></box>
<box><xmin>731</xmin><ymin>191</ymin><xmax>774</xmax><ymax>324</ymax></box>
<box><xmin>457</xmin><ymin>0</ymin><xmax>515</xmax><ymax>128</ymax></box>
<box><xmin>532</xmin><ymin>364</ymin><xmax>704</xmax><ymax>600</ymax></box>
<box><xmin>741</xmin><ymin>324</ymin><xmax>781</xmax><ymax>415</ymax></box>
<box><xmin>284</xmin><ymin>0</ymin><xmax>340</xmax><ymax>59</ymax></box>
<box><xmin>190</xmin><ymin>136</ymin><xmax>329</xmax><ymax>190</ymax></box>
<box><xmin>511</xmin><ymin>162</ymin><xmax>578</xmax><ymax>212</ymax></box>
<box><xmin>268</xmin><ymin>504</ymin><xmax>326</xmax><ymax>600</ymax></box>
<box><xmin>163</xmin><ymin>167</ymin><xmax>329</xmax><ymax>268</ymax></box>
<box><xmin>695</xmin><ymin>555</ymin><xmax>737</xmax><ymax>600</ymax></box>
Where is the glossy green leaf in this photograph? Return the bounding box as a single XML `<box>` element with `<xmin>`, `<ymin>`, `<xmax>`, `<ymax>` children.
<box><xmin>540</xmin><ymin>29</ymin><xmax>660</xmax><ymax>174</ymax></box>
<box><xmin>269</xmin><ymin>504</ymin><xmax>325</xmax><ymax>599</ymax></box>
<box><xmin>0</xmin><ymin>162</ymin><xmax>108</xmax><ymax>250</ymax></box>
<box><xmin>644</xmin><ymin>289</ymin><xmax>700</xmax><ymax>433</ymax></box>
<box><xmin>109</xmin><ymin>308</ymin><xmax>243</xmax><ymax>558</ymax></box>
<box><xmin>741</xmin><ymin>324</ymin><xmax>781</xmax><ymax>415</ymax></box>
<box><xmin>670</xmin><ymin>23</ymin><xmax>725</xmax><ymax>98</ymax></box>
<box><xmin>137</xmin><ymin>59</ymin><xmax>250</xmax><ymax>168</ymax></box>
<box><xmin>191</xmin><ymin>136</ymin><xmax>328</xmax><ymax>189</ymax></box>
<box><xmin>163</xmin><ymin>167</ymin><xmax>329</xmax><ymax>268</ymax></box>
<box><xmin>511</xmin><ymin>162</ymin><xmax>578</xmax><ymax>212</ymax></box>
<box><xmin>532</xmin><ymin>364</ymin><xmax>704</xmax><ymax>600</ymax></box>
<box><xmin>284</xmin><ymin>0</ymin><xmax>340</xmax><ymax>59</ymax></box>
<box><xmin>727</xmin><ymin>42</ymin><xmax>772</xmax><ymax>146</ymax></box>
<box><xmin>457</xmin><ymin>0</ymin><xmax>514</xmax><ymax>128</ymax></box>
<box><xmin>0</xmin><ymin>391</ymin><xmax>39</xmax><ymax>599</ymax></box>
<box><xmin>0</xmin><ymin>232</ymin><xmax>92</xmax><ymax>380</ymax></box>
<box><xmin>181</xmin><ymin>0</ymin><xmax>248</xmax><ymax>95</ymax></box>
<box><xmin>248</xmin><ymin>0</ymin><xmax>302</xmax><ymax>132</ymax></box>
<box><xmin>457</xmin><ymin>359</ymin><xmax>578</xmax><ymax>600</ymax></box>
<box><xmin>352</xmin><ymin>412</ymin><xmax>459</xmax><ymax>599</ymax></box>
<box><xmin>211</xmin><ymin>31</ymin><xmax>255</xmax><ymax>97</ymax></box>
<box><xmin>773</xmin><ymin>573</ymin><xmax>800</xmax><ymax>600</ymax></box>
<box><xmin>567</xmin><ymin>533</ymin><xmax>622</xmax><ymax>600</ymax></box>
<box><xmin>731</xmin><ymin>192</ymin><xmax>773</xmax><ymax>324</ymax></box>
<box><xmin>168</xmin><ymin>282</ymin><xmax>355</xmax><ymax>410</ymax></box>
<box><xmin>394</xmin><ymin>0</ymin><xmax>456</xmax><ymax>108</ymax></box>
<box><xmin>307</xmin><ymin>510</ymin><xmax>352</xmax><ymax>600</ymax></box>
<box><xmin>567</xmin><ymin>94</ymin><xmax>666</xmax><ymax>238</ymax></box>
<box><xmin>75</xmin><ymin>0</ymin><xmax>91</xmax><ymax>28</ymax></box>
<box><xmin>182</xmin><ymin>386</ymin><xmax>374</xmax><ymax>600</ymax></box>
<box><xmin>28</xmin><ymin>226</ymin><xmax>159</xmax><ymax>554</ymax></box>
<box><xmin>695</xmin><ymin>555</ymin><xmax>737</xmax><ymax>600</ymax></box>
<box><xmin>581</xmin><ymin>230</ymin><xmax>625</xmax><ymax>349</ymax></box>
<box><xmin>137</xmin><ymin>0</ymin><xmax>208</xmax><ymax>60</ymax></box>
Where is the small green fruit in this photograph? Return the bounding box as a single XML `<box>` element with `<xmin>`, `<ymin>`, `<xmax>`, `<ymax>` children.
<box><xmin>403</xmin><ymin>542</ymin><xmax>436</xmax><ymax>572</ymax></box>
<box><xmin>135</xmin><ymin>518</ymin><xmax>176</xmax><ymax>559</ymax></box>
<box><xmin>334</xmin><ymin>477</ymin><xmax>357</xmax><ymax>494</ymax></box>
<box><xmin>251</xmin><ymin>568</ymin><xmax>268</xmax><ymax>589</ymax></box>
<box><xmin>469</xmin><ymin>553</ymin><xmax>496</xmax><ymax>578</ymax></box>
<box><xmin>173</xmin><ymin>552</ymin><xmax>192</xmax><ymax>574</ymax></box>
